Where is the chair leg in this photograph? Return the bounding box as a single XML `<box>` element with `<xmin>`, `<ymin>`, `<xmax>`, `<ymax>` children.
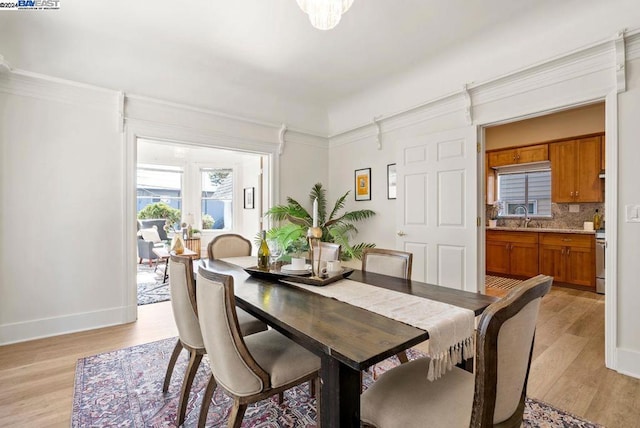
<box><xmin>397</xmin><ymin>350</ymin><xmax>409</xmax><ymax>364</ymax></box>
<box><xmin>198</xmin><ymin>374</ymin><xmax>218</xmax><ymax>428</ymax></box>
<box><xmin>277</xmin><ymin>392</ymin><xmax>284</xmax><ymax>404</ymax></box>
<box><xmin>309</xmin><ymin>379</ymin><xmax>315</xmax><ymax>397</ymax></box>
<box><xmin>139</xmin><ymin>257</ymin><xmax>142</xmax><ymax>264</ymax></box>
<box><xmin>314</xmin><ymin>377</ymin><xmax>321</xmax><ymax>428</ymax></box>
<box><xmin>177</xmin><ymin>350</ymin><xmax>203</xmax><ymax>426</ymax></box>
<box><xmin>162</xmin><ymin>340</ymin><xmax>183</xmax><ymax>393</ymax></box>
<box><xmin>229</xmin><ymin>400</ymin><xmax>248</xmax><ymax>428</ymax></box>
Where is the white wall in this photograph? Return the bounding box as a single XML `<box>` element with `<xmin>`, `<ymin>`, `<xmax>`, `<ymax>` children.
<box><xmin>327</xmin><ymin>27</ymin><xmax>640</xmax><ymax>379</ymax></box>
<box><xmin>0</xmin><ymin>81</ymin><xmax>125</xmax><ymax>343</ymax></box>
<box><xmin>327</xmin><ymin>0</ymin><xmax>640</xmax><ymax>135</ymax></box>
<box><xmin>616</xmin><ymin>55</ymin><xmax>640</xmax><ymax>371</ymax></box>
<box><xmin>0</xmin><ymin>74</ymin><xmax>327</xmax><ymax>345</ymax></box>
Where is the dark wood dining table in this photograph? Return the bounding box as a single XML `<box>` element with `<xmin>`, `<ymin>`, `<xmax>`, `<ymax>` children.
<box><xmin>200</xmin><ymin>258</ymin><xmax>498</xmax><ymax>428</ymax></box>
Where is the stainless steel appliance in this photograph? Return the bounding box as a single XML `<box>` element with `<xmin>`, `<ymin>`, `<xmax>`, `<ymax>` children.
<box><xmin>595</xmin><ymin>230</ymin><xmax>605</xmax><ymax>294</ymax></box>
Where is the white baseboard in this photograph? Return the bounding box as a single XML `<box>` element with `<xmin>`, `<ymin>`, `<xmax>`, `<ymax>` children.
<box><xmin>616</xmin><ymin>347</ymin><xmax>640</xmax><ymax>380</ymax></box>
<box><xmin>0</xmin><ymin>305</ymin><xmax>137</xmax><ymax>345</ymax></box>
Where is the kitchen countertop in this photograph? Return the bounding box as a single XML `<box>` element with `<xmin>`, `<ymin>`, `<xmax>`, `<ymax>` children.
<box><xmin>487</xmin><ymin>226</ymin><xmax>596</xmax><ymax>235</ymax></box>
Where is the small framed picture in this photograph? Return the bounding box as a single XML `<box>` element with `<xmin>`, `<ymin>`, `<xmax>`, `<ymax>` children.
<box><xmin>244</xmin><ymin>187</ymin><xmax>255</xmax><ymax>209</ymax></box>
<box><xmin>354</xmin><ymin>168</ymin><xmax>371</xmax><ymax>201</ymax></box>
<box><xmin>387</xmin><ymin>163</ymin><xmax>397</xmax><ymax>200</ymax></box>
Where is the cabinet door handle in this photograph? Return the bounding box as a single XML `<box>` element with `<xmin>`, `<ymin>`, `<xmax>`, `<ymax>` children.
<box><xmin>575</xmin><ymin>191</ymin><xmax>579</xmax><ymax>197</ymax></box>
<box><xmin>570</xmin><ymin>191</ymin><xmax>574</xmax><ymax>197</ymax></box>
<box><xmin>562</xmin><ymin>238</ymin><xmax>572</xmax><ymax>242</ymax></box>
<box><xmin>561</xmin><ymin>248</ymin><xmax>565</xmax><ymax>255</ymax></box>
<box><xmin>397</xmin><ymin>230</ymin><xmax>406</xmax><ymax>237</ymax></box>
<box><xmin>517</xmin><ymin>153</ymin><xmax>520</xmax><ymax>160</ymax></box>
<box><xmin>567</xmin><ymin>247</ymin><xmax>571</xmax><ymax>256</ymax></box>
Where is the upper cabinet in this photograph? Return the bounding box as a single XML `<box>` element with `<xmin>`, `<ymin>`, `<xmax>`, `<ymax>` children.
<box><xmin>550</xmin><ymin>136</ymin><xmax>603</xmax><ymax>203</ymax></box>
<box><xmin>487</xmin><ymin>144</ymin><xmax>548</xmax><ymax>168</ymax></box>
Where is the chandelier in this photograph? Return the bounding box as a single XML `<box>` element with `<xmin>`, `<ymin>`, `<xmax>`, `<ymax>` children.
<box><xmin>297</xmin><ymin>0</ymin><xmax>354</xmax><ymax>30</ymax></box>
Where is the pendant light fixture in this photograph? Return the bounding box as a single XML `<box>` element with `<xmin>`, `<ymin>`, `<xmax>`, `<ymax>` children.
<box><xmin>297</xmin><ymin>0</ymin><xmax>354</xmax><ymax>30</ymax></box>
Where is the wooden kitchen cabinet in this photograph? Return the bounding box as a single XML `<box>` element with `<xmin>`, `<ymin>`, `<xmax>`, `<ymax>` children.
<box><xmin>486</xmin><ymin>230</ymin><xmax>539</xmax><ymax>278</ymax></box>
<box><xmin>539</xmin><ymin>233</ymin><xmax>595</xmax><ymax>288</ymax></box>
<box><xmin>550</xmin><ymin>136</ymin><xmax>603</xmax><ymax>203</ymax></box>
<box><xmin>487</xmin><ymin>144</ymin><xmax>548</xmax><ymax>168</ymax></box>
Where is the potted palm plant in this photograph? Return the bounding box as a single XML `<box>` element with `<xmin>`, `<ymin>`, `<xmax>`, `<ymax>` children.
<box><xmin>265</xmin><ymin>183</ymin><xmax>376</xmax><ymax>260</ymax></box>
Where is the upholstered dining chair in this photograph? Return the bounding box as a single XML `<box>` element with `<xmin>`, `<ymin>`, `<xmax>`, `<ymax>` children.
<box><xmin>196</xmin><ymin>267</ymin><xmax>322</xmax><ymax>428</ymax></box>
<box><xmin>361</xmin><ymin>247</ymin><xmax>413</xmax><ymax>280</ymax></box>
<box><xmin>362</xmin><ymin>248</ymin><xmax>413</xmax><ymax>366</ymax></box>
<box><xmin>207</xmin><ymin>233</ymin><xmax>252</xmax><ymax>260</ymax></box>
<box><xmin>313</xmin><ymin>241</ymin><xmax>341</xmax><ymax>261</ymax></box>
<box><xmin>360</xmin><ymin>274</ymin><xmax>553</xmax><ymax>428</ymax></box>
<box><xmin>163</xmin><ymin>255</ymin><xmax>267</xmax><ymax>426</ymax></box>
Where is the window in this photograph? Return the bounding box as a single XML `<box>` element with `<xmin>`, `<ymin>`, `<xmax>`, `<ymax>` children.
<box><xmin>136</xmin><ymin>165</ymin><xmax>183</xmax><ymax>224</ymax></box>
<box><xmin>201</xmin><ymin>168</ymin><xmax>233</xmax><ymax>230</ymax></box>
<box><xmin>497</xmin><ymin>168</ymin><xmax>551</xmax><ymax>217</ymax></box>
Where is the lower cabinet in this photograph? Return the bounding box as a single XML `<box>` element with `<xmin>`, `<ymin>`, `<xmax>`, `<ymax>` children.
<box><xmin>486</xmin><ymin>231</ymin><xmax>539</xmax><ymax>278</ymax></box>
<box><xmin>539</xmin><ymin>233</ymin><xmax>595</xmax><ymax>288</ymax></box>
<box><xmin>487</xmin><ymin>230</ymin><xmax>595</xmax><ymax>289</ymax></box>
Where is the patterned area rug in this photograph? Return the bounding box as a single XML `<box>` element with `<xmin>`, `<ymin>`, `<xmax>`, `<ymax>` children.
<box><xmin>72</xmin><ymin>338</ymin><xmax>603</xmax><ymax>427</ymax></box>
<box><xmin>137</xmin><ymin>262</ymin><xmax>170</xmax><ymax>306</ymax></box>
<box><xmin>486</xmin><ymin>274</ymin><xmax>524</xmax><ymax>291</ymax></box>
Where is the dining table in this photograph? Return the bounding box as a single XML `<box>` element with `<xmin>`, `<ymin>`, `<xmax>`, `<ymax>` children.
<box><xmin>200</xmin><ymin>257</ymin><xmax>498</xmax><ymax>428</ymax></box>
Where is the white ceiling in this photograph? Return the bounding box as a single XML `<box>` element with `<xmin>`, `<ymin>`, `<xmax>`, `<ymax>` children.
<box><xmin>0</xmin><ymin>0</ymin><xmax>581</xmax><ymax>127</ymax></box>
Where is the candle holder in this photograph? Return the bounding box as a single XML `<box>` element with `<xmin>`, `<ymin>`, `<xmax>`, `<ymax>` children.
<box><xmin>307</xmin><ymin>226</ymin><xmax>323</xmax><ymax>278</ymax></box>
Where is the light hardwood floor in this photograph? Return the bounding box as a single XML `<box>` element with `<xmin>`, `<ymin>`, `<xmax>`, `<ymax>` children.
<box><xmin>1</xmin><ymin>287</ymin><xmax>638</xmax><ymax>427</ymax></box>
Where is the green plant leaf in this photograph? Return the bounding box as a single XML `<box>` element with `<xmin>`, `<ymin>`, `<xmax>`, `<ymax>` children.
<box><xmin>266</xmin><ymin>183</ymin><xmax>376</xmax><ymax>260</ymax></box>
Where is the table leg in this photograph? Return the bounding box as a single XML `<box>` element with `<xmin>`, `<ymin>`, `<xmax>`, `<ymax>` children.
<box><xmin>163</xmin><ymin>258</ymin><xmax>169</xmax><ymax>283</ymax></box>
<box><xmin>456</xmin><ymin>357</ymin><xmax>474</xmax><ymax>373</ymax></box>
<box><xmin>320</xmin><ymin>354</ymin><xmax>361</xmax><ymax>427</ymax></box>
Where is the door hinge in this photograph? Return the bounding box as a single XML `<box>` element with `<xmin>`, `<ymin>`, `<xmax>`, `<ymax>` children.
<box><xmin>477</xmin><ymin>143</ymin><xmax>481</xmax><ymax>153</ymax></box>
<box><xmin>477</xmin><ymin>217</ymin><xmax>481</xmax><ymax>227</ymax></box>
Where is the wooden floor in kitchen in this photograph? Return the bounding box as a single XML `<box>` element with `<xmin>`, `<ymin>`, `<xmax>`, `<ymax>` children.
<box><xmin>1</xmin><ymin>286</ymin><xmax>638</xmax><ymax>427</ymax></box>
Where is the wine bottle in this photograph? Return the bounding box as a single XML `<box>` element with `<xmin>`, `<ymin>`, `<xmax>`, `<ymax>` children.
<box><xmin>593</xmin><ymin>209</ymin><xmax>602</xmax><ymax>230</ymax></box>
<box><xmin>257</xmin><ymin>230</ymin><xmax>270</xmax><ymax>270</ymax></box>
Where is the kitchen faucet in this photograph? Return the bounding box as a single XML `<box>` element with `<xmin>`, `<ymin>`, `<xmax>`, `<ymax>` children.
<box><xmin>515</xmin><ymin>205</ymin><xmax>531</xmax><ymax>228</ymax></box>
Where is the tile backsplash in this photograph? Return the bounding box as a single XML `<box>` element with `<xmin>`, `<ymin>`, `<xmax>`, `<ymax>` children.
<box><xmin>487</xmin><ymin>202</ymin><xmax>605</xmax><ymax>229</ymax></box>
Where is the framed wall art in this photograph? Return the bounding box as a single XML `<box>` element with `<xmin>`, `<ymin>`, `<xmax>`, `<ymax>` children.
<box><xmin>354</xmin><ymin>168</ymin><xmax>371</xmax><ymax>201</ymax></box>
<box><xmin>243</xmin><ymin>187</ymin><xmax>255</xmax><ymax>209</ymax></box>
<box><xmin>387</xmin><ymin>163</ymin><xmax>397</xmax><ymax>199</ymax></box>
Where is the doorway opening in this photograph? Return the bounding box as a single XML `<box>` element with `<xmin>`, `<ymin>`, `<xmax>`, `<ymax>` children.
<box><xmin>134</xmin><ymin>137</ymin><xmax>270</xmax><ymax>306</ymax></box>
<box><xmin>482</xmin><ymin>101</ymin><xmax>605</xmax><ymax>297</ymax></box>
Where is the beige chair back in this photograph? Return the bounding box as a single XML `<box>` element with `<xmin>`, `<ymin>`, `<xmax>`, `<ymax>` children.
<box><xmin>207</xmin><ymin>234</ymin><xmax>252</xmax><ymax>260</ymax></box>
<box><xmin>169</xmin><ymin>255</ymin><xmax>204</xmax><ymax>349</ymax></box>
<box><xmin>313</xmin><ymin>241</ymin><xmax>341</xmax><ymax>262</ymax></box>
<box><xmin>196</xmin><ymin>267</ymin><xmax>270</xmax><ymax>397</ymax></box>
<box><xmin>472</xmin><ymin>274</ymin><xmax>553</xmax><ymax>427</ymax></box>
<box><xmin>361</xmin><ymin>248</ymin><xmax>413</xmax><ymax>279</ymax></box>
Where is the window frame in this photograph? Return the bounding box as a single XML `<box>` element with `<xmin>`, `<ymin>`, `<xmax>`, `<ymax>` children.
<box><xmin>496</xmin><ymin>165</ymin><xmax>552</xmax><ymax>219</ymax></box>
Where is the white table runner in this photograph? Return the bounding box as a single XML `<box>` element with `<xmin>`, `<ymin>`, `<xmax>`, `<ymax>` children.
<box><xmin>282</xmin><ymin>278</ymin><xmax>475</xmax><ymax>381</ymax></box>
<box><xmin>219</xmin><ymin>257</ymin><xmax>475</xmax><ymax>380</ymax></box>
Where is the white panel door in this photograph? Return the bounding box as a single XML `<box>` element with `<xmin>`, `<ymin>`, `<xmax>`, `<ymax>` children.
<box><xmin>396</xmin><ymin>126</ymin><xmax>478</xmax><ymax>291</ymax></box>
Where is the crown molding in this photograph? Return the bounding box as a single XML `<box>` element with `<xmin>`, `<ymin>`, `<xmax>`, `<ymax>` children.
<box><xmin>124</xmin><ymin>95</ymin><xmax>328</xmax><ymax>151</ymax></box>
<box><xmin>0</xmin><ymin>68</ymin><xmax>119</xmax><ymax>110</ymax></box>
<box><xmin>470</xmin><ymin>38</ymin><xmax>616</xmax><ymax>107</ymax></box>
<box><xmin>0</xmin><ymin>55</ymin><xmax>11</xmax><ymax>73</ymax></box>
<box><xmin>626</xmin><ymin>29</ymin><xmax>640</xmax><ymax>60</ymax></box>
<box><xmin>330</xmin><ymin>28</ymin><xmax>640</xmax><ymax>143</ymax></box>
<box><xmin>329</xmin><ymin>90</ymin><xmax>466</xmax><ymax>147</ymax></box>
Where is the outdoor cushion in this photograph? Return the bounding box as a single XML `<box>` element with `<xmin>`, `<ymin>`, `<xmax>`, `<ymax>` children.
<box><xmin>140</xmin><ymin>227</ymin><xmax>162</xmax><ymax>243</ymax></box>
